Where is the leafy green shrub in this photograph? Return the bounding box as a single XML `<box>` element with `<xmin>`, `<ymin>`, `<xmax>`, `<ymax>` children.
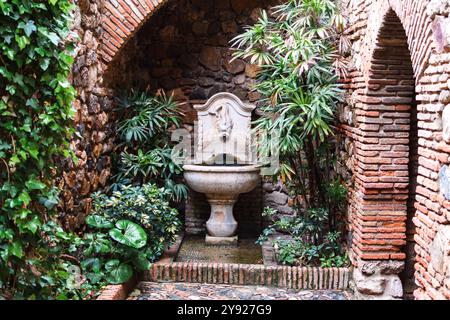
<box><xmin>274</xmin><ymin>232</ymin><xmax>349</xmax><ymax>267</ymax></box>
<box><xmin>112</xmin><ymin>90</ymin><xmax>188</xmax><ymax>202</ymax></box>
<box><xmin>74</xmin><ymin>183</ymin><xmax>181</xmax><ymax>288</ymax></box>
<box><xmin>0</xmin><ymin>0</ymin><xmax>76</xmax><ymax>299</ymax></box>
<box><xmin>90</xmin><ymin>183</ymin><xmax>181</xmax><ymax>258</ymax></box>
<box><xmin>258</xmin><ymin>205</ymin><xmax>349</xmax><ymax>267</ymax></box>
<box><xmin>79</xmin><ymin>218</ymin><xmax>148</xmax><ymax>285</ymax></box>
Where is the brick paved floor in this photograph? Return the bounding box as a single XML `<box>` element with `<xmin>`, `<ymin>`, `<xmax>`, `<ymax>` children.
<box><xmin>128</xmin><ymin>282</ymin><xmax>352</xmax><ymax>300</ymax></box>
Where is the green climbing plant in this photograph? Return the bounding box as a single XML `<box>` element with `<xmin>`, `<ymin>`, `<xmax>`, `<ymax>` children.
<box><xmin>0</xmin><ymin>0</ymin><xmax>76</xmax><ymax>298</ymax></box>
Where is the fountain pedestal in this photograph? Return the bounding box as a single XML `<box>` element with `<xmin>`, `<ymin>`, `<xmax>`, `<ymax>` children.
<box><xmin>205</xmin><ymin>198</ymin><xmax>239</xmax><ymax>245</ymax></box>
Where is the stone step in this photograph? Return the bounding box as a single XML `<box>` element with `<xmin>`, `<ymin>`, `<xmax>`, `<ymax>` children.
<box><xmin>143</xmin><ymin>262</ymin><xmax>351</xmax><ymax>290</ymax></box>
<box><xmin>129</xmin><ymin>282</ymin><xmax>351</xmax><ymax>300</ymax></box>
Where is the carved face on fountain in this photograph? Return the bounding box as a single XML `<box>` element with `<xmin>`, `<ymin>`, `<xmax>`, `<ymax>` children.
<box><xmin>209</xmin><ymin>103</ymin><xmax>233</xmax><ymax>142</ymax></box>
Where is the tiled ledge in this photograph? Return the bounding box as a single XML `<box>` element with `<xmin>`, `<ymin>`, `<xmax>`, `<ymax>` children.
<box><xmin>144</xmin><ymin>262</ymin><xmax>351</xmax><ymax>290</ymax></box>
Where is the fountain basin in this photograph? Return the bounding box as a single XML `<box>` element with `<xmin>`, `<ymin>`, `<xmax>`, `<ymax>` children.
<box><xmin>183</xmin><ymin>164</ymin><xmax>261</xmax><ymax>243</ymax></box>
<box><xmin>183</xmin><ymin>164</ymin><xmax>261</xmax><ymax>196</ymax></box>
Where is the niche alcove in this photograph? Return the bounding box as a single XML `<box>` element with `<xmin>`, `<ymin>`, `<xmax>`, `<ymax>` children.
<box><xmin>104</xmin><ymin>0</ymin><xmax>282</xmax><ymax>237</ymax></box>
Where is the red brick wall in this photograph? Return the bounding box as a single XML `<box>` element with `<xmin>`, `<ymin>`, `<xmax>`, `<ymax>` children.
<box><xmin>340</xmin><ymin>0</ymin><xmax>450</xmax><ymax>299</ymax></box>
<box><xmin>100</xmin><ymin>0</ymin><xmax>169</xmax><ymax>66</ymax></box>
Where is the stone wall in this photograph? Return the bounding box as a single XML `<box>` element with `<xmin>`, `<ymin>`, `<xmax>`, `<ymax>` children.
<box><xmin>262</xmin><ymin>181</ymin><xmax>295</xmax><ymax>216</ymax></box>
<box><xmin>104</xmin><ymin>0</ymin><xmax>275</xmax><ymax>99</ymax></box>
<box><xmin>62</xmin><ymin>0</ymin><xmax>115</xmax><ymax>229</ymax></box>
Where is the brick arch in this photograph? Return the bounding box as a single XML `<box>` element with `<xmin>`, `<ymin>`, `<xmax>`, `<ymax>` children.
<box><xmin>100</xmin><ymin>0</ymin><xmax>169</xmax><ymax>67</ymax></box>
<box><xmin>362</xmin><ymin>0</ymin><xmax>434</xmax><ymax>83</ymax></box>
<box><xmin>352</xmin><ymin>7</ymin><xmax>420</xmax><ymax>299</ymax></box>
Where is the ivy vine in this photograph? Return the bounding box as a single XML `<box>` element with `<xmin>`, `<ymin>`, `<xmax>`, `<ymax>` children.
<box><xmin>0</xmin><ymin>0</ymin><xmax>76</xmax><ymax>298</ymax></box>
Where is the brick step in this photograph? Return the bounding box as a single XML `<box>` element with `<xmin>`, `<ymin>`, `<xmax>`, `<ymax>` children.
<box><xmin>143</xmin><ymin>262</ymin><xmax>351</xmax><ymax>290</ymax></box>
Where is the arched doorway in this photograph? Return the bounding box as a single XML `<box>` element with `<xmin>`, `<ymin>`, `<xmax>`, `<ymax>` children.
<box><xmin>351</xmin><ymin>8</ymin><xmax>418</xmax><ymax>299</ymax></box>
<box><xmin>371</xmin><ymin>9</ymin><xmax>418</xmax><ymax>300</ymax></box>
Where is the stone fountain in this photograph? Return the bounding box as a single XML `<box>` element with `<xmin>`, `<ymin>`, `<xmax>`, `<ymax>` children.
<box><xmin>183</xmin><ymin>92</ymin><xmax>261</xmax><ymax>245</ymax></box>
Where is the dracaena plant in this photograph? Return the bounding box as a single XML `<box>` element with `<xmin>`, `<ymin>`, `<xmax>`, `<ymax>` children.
<box><xmin>231</xmin><ymin>0</ymin><xmax>349</xmax><ymax>212</ymax></box>
<box><xmin>231</xmin><ymin>0</ymin><xmax>350</xmax><ymax>267</ymax></box>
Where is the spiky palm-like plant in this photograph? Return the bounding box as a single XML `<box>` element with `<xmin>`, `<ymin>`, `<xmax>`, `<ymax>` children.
<box><xmin>232</xmin><ymin>0</ymin><xmax>349</xmax><ymax>212</ymax></box>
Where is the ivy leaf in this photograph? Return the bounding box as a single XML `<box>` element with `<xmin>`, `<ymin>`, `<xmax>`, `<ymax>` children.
<box><xmin>6</xmin><ymin>85</ymin><xmax>16</xmax><ymax>95</ymax></box>
<box><xmin>0</xmin><ymin>227</ymin><xmax>14</xmax><ymax>241</ymax></box>
<box><xmin>40</xmin><ymin>58</ymin><xmax>50</xmax><ymax>71</ymax></box>
<box><xmin>34</xmin><ymin>47</ymin><xmax>47</xmax><ymax>57</ymax></box>
<box><xmin>47</xmin><ymin>32</ymin><xmax>60</xmax><ymax>46</ymax></box>
<box><xmin>3</xmin><ymin>35</ymin><xmax>12</xmax><ymax>44</ymax></box>
<box><xmin>4</xmin><ymin>47</ymin><xmax>14</xmax><ymax>60</ymax></box>
<box><xmin>25</xmin><ymin>179</ymin><xmax>46</xmax><ymax>190</ymax></box>
<box><xmin>23</xmin><ymin>20</ymin><xmax>37</xmax><ymax>37</ymax></box>
<box><xmin>86</xmin><ymin>215</ymin><xmax>113</xmax><ymax>229</ymax></box>
<box><xmin>18</xmin><ymin>191</ymin><xmax>31</xmax><ymax>206</ymax></box>
<box><xmin>1</xmin><ymin>183</ymin><xmax>18</xmax><ymax>198</ymax></box>
<box><xmin>28</xmin><ymin>148</ymin><xmax>39</xmax><ymax>160</ymax></box>
<box><xmin>38</xmin><ymin>191</ymin><xmax>59</xmax><ymax>209</ymax></box>
<box><xmin>9</xmin><ymin>241</ymin><xmax>23</xmax><ymax>258</ymax></box>
<box><xmin>104</xmin><ymin>260</ymin><xmax>133</xmax><ymax>284</ymax></box>
<box><xmin>23</xmin><ymin>216</ymin><xmax>41</xmax><ymax>234</ymax></box>
<box><xmin>15</xmin><ymin>35</ymin><xmax>30</xmax><ymax>50</ymax></box>
<box><xmin>109</xmin><ymin>220</ymin><xmax>147</xmax><ymax>249</ymax></box>
<box><xmin>0</xmin><ymin>142</ymin><xmax>12</xmax><ymax>152</ymax></box>
<box><xmin>58</xmin><ymin>52</ymin><xmax>73</xmax><ymax>66</ymax></box>
<box><xmin>26</xmin><ymin>98</ymin><xmax>39</xmax><ymax>110</ymax></box>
